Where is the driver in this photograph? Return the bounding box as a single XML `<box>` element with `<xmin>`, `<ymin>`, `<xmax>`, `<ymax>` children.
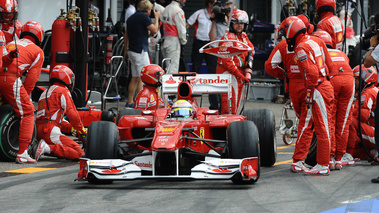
<box><xmin>169</xmin><ymin>99</ymin><xmax>195</xmax><ymax>119</ymax></box>
<box><xmin>216</xmin><ymin>9</ymin><xmax>254</xmax><ymax>114</ymax></box>
<box><xmin>134</xmin><ymin>64</ymin><xmax>165</xmax><ymax>110</ymax></box>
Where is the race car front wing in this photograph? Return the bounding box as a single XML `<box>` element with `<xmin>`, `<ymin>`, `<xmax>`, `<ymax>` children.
<box><xmin>77</xmin><ymin>157</ymin><xmax>258</xmax><ymax>182</ymax></box>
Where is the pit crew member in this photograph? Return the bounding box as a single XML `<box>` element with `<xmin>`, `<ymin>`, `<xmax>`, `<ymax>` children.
<box><xmin>36</xmin><ymin>65</ymin><xmax>86</xmax><ymax>161</ymax></box>
<box><xmin>315</xmin><ymin>0</ymin><xmax>344</xmax><ymax>50</ymax></box>
<box><xmin>160</xmin><ymin>0</ymin><xmax>187</xmax><ymax>73</ymax></box>
<box><xmin>347</xmin><ymin>65</ymin><xmax>378</xmax><ymax>164</ymax></box>
<box><xmin>313</xmin><ymin>30</ymin><xmax>355</xmax><ymax>170</ymax></box>
<box><xmin>135</xmin><ymin>64</ymin><xmax>164</xmax><ymax>110</ymax></box>
<box><xmin>265</xmin><ymin>15</ymin><xmax>315</xmax><ymax>173</ymax></box>
<box><xmin>0</xmin><ymin>0</ymin><xmax>22</xmax><ymax>44</ymax></box>
<box><xmin>0</xmin><ymin>21</ymin><xmax>44</xmax><ymax>163</ymax></box>
<box><xmin>216</xmin><ymin>9</ymin><xmax>254</xmax><ymax>114</ymax></box>
<box><xmin>280</xmin><ymin>16</ymin><xmax>334</xmax><ymax>175</ymax></box>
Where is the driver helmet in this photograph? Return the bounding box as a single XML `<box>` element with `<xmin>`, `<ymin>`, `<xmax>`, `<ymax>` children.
<box><xmin>170</xmin><ymin>99</ymin><xmax>195</xmax><ymax>119</ymax></box>
<box><xmin>140</xmin><ymin>64</ymin><xmax>165</xmax><ymax>87</ymax></box>
<box><xmin>0</xmin><ymin>0</ymin><xmax>18</xmax><ymax>24</ymax></box>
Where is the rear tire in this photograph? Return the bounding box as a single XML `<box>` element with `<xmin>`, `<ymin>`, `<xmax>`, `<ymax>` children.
<box><xmin>243</xmin><ymin>109</ymin><xmax>277</xmax><ymax>167</ymax></box>
<box><xmin>86</xmin><ymin>121</ymin><xmax>118</xmax><ymax>159</ymax></box>
<box><xmin>0</xmin><ymin>105</ymin><xmax>36</xmax><ymax>161</ymax></box>
<box><xmin>227</xmin><ymin>121</ymin><xmax>260</xmax><ymax>184</ymax></box>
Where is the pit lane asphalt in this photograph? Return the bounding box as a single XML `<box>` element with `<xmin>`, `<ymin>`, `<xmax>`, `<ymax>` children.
<box><xmin>1</xmin><ymin>99</ymin><xmax>379</xmax><ymax>213</ymax></box>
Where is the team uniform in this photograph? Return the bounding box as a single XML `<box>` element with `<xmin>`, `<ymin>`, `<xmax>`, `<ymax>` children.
<box><xmin>0</xmin><ymin>20</ymin><xmax>22</xmax><ymax>44</ymax></box>
<box><xmin>317</xmin><ymin>12</ymin><xmax>344</xmax><ymax>50</ymax></box>
<box><xmin>36</xmin><ymin>84</ymin><xmax>85</xmax><ymax>160</ymax></box>
<box><xmin>135</xmin><ymin>86</ymin><xmax>163</xmax><ymax>110</ymax></box>
<box><xmin>294</xmin><ymin>34</ymin><xmax>334</xmax><ymax>167</ymax></box>
<box><xmin>265</xmin><ymin>38</ymin><xmax>317</xmax><ymax>165</ymax></box>
<box><xmin>0</xmin><ymin>37</ymin><xmax>44</xmax><ymax>158</ymax></box>
<box><xmin>216</xmin><ymin>31</ymin><xmax>254</xmax><ymax>114</ymax></box>
<box><xmin>327</xmin><ymin>49</ymin><xmax>354</xmax><ymax>161</ymax></box>
<box><xmin>160</xmin><ymin>1</ymin><xmax>187</xmax><ymax>73</ymax></box>
<box><xmin>347</xmin><ymin>85</ymin><xmax>378</xmax><ymax>158</ymax></box>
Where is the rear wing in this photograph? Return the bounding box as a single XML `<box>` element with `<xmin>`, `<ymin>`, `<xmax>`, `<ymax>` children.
<box><xmin>161</xmin><ymin>74</ymin><xmax>236</xmax><ymax>113</ymax></box>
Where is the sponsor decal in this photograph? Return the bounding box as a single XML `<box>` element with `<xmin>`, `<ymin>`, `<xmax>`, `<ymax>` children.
<box><xmin>211</xmin><ymin>168</ymin><xmax>232</xmax><ymax>173</ymax></box>
<box><xmin>297</xmin><ymin>50</ymin><xmax>307</xmax><ymax>61</ymax></box>
<box><xmin>160</xmin><ymin>128</ymin><xmax>176</xmax><ymax>132</ymax></box>
<box><xmin>200</xmin><ymin>127</ymin><xmax>205</xmax><ymax>139</ymax></box>
<box><xmin>102</xmin><ymin>167</ymin><xmax>121</xmax><ymax>173</ymax></box>
<box><xmin>150</xmin><ymin>95</ymin><xmax>155</xmax><ymax>102</ymax></box>
<box><xmin>165</xmin><ymin>76</ymin><xmax>176</xmax><ymax>84</ymax></box>
<box><xmin>134</xmin><ymin>161</ymin><xmax>152</xmax><ymax>168</ymax></box>
<box><xmin>140</xmin><ymin>97</ymin><xmax>147</xmax><ymax>104</ymax></box>
<box><xmin>338</xmin><ymin>33</ymin><xmax>343</xmax><ymax>41</ymax></box>
<box><xmin>330</xmin><ymin>52</ymin><xmax>338</xmax><ymax>56</ymax></box>
<box><xmin>318</xmin><ymin>58</ymin><xmax>323</xmax><ymax>67</ymax></box>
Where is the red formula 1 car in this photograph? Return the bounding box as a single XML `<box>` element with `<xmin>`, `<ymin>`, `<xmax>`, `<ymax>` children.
<box><xmin>77</xmin><ymin>72</ymin><xmax>277</xmax><ymax>184</ymax></box>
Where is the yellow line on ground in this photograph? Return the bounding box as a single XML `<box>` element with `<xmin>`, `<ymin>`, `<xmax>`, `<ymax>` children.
<box><xmin>277</xmin><ymin>144</ymin><xmax>295</xmax><ymax>149</ymax></box>
<box><xmin>5</xmin><ymin>167</ymin><xmax>56</xmax><ymax>174</ymax></box>
<box><xmin>274</xmin><ymin>159</ymin><xmax>292</xmax><ymax>165</ymax></box>
<box><xmin>278</xmin><ymin>152</ymin><xmax>294</xmax><ymax>154</ymax></box>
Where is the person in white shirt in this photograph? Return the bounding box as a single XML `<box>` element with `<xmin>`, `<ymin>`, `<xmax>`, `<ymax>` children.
<box><xmin>125</xmin><ymin>0</ymin><xmax>136</xmax><ymax>27</ymax></box>
<box><xmin>186</xmin><ymin>0</ymin><xmax>217</xmax><ymax>75</ymax></box>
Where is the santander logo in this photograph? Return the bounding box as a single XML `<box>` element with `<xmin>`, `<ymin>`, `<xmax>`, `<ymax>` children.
<box><xmin>134</xmin><ymin>161</ymin><xmax>153</xmax><ymax>168</ymax></box>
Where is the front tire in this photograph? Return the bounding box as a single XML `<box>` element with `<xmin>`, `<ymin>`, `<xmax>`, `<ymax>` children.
<box><xmin>243</xmin><ymin>109</ymin><xmax>277</xmax><ymax>167</ymax></box>
<box><xmin>86</xmin><ymin>121</ymin><xmax>119</xmax><ymax>160</ymax></box>
<box><xmin>227</xmin><ymin>121</ymin><xmax>260</xmax><ymax>184</ymax></box>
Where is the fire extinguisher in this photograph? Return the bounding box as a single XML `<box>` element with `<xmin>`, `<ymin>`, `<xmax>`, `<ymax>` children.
<box><xmin>105</xmin><ymin>36</ymin><xmax>113</xmax><ymax>65</ymax></box>
<box><xmin>50</xmin><ymin>9</ymin><xmax>73</xmax><ymax>71</ymax></box>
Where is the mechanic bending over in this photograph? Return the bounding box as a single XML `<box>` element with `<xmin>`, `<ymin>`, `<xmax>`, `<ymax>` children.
<box><xmin>36</xmin><ymin>65</ymin><xmax>87</xmax><ymax>161</ymax></box>
<box><xmin>279</xmin><ymin>16</ymin><xmax>334</xmax><ymax>175</ymax></box>
<box><xmin>265</xmin><ymin>14</ymin><xmax>315</xmax><ymax>174</ymax></box>
<box><xmin>216</xmin><ymin>9</ymin><xmax>254</xmax><ymax>115</ymax></box>
<box><xmin>0</xmin><ymin>21</ymin><xmax>45</xmax><ymax>163</ymax></box>
<box><xmin>313</xmin><ymin>30</ymin><xmax>355</xmax><ymax>170</ymax></box>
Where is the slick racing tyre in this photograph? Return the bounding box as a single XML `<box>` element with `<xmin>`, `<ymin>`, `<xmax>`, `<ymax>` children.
<box><xmin>243</xmin><ymin>109</ymin><xmax>277</xmax><ymax>167</ymax></box>
<box><xmin>86</xmin><ymin>121</ymin><xmax>118</xmax><ymax>160</ymax></box>
<box><xmin>0</xmin><ymin>105</ymin><xmax>36</xmax><ymax>161</ymax></box>
<box><xmin>227</xmin><ymin>120</ymin><xmax>260</xmax><ymax>184</ymax></box>
<box><xmin>116</xmin><ymin>108</ymin><xmax>142</xmax><ymax>125</ymax></box>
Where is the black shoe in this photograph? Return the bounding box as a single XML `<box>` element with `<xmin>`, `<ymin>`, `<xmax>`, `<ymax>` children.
<box><xmin>371</xmin><ymin>177</ymin><xmax>379</xmax><ymax>183</ymax></box>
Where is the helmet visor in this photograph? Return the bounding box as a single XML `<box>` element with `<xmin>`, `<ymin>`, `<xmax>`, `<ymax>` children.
<box><xmin>171</xmin><ymin>107</ymin><xmax>193</xmax><ymax>118</ymax></box>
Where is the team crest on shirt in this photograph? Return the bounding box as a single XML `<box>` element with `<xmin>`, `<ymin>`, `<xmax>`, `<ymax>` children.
<box><xmin>150</xmin><ymin>95</ymin><xmax>155</xmax><ymax>102</ymax></box>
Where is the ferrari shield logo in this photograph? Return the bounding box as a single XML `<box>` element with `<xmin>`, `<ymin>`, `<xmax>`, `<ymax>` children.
<box><xmin>200</xmin><ymin>127</ymin><xmax>205</xmax><ymax>139</ymax></box>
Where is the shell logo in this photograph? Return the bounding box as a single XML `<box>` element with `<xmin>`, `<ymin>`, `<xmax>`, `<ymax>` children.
<box><xmin>338</xmin><ymin>33</ymin><xmax>343</xmax><ymax>41</ymax></box>
<box><xmin>318</xmin><ymin>58</ymin><xmax>323</xmax><ymax>66</ymax></box>
<box><xmin>293</xmin><ymin>56</ymin><xmax>298</xmax><ymax>63</ymax></box>
<box><xmin>8</xmin><ymin>44</ymin><xmax>16</xmax><ymax>50</ymax></box>
<box><xmin>330</xmin><ymin>52</ymin><xmax>338</xmax><ymax>56</ymax></box>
